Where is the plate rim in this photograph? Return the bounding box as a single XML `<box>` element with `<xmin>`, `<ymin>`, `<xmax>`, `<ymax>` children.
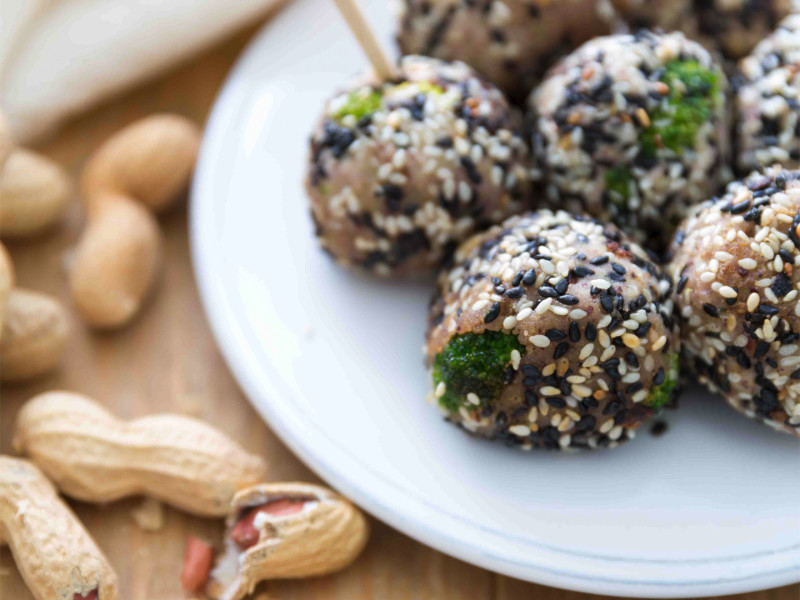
<box><xmin>189</xmin><ymin>3</ymin><xmax>800</xmax><ymax>596</ymax></box>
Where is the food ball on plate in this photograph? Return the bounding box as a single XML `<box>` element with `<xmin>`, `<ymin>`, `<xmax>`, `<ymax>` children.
<box><xmin>425</xmin><ymin>210</ymin><xmax>680</xmax><ymax>450</ymax></box>
<box><xmin>735</xmin><ymin>14</ymin><xmax>800</xmax><ymax>173</ymax></box>
<box><xmin>529</xmin><ymin>30</ymin><xmax>730</xmax><ymax>253</ymax></box>
<box><xmin>306</xmin><ymin>56</ymin><xmax>531</xmax><ymax>277</ymax></box>
<box><xmin>394</xmin><ymin>0</ymin><xmax>612</xmax><ymax>100</ymax></box>
<box><xmin>667</xmin><ymin>166</ymin><xmax>800</xmax><ymax>436</ymax></box>
<box><xmin>693</xmin><ymin>0</ymin><xmax>794</xmax><ymax>60</ymax></box>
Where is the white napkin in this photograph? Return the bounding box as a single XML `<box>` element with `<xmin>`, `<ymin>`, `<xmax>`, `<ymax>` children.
<box><xmin>0</xmin><ymin>0</ymin><xmax>284</xmax><ymax>143</ymax></box>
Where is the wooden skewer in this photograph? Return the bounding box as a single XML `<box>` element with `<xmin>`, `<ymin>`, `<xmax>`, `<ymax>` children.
<box><xmin>332</xmin><ymin>0</ymin><xmax>398</xmax><ymax>81</ymax></box>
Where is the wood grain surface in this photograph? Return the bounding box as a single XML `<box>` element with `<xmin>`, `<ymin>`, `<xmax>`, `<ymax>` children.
<box><xmin>0</xmin><ymin>15</ymin><xmax>797</xmax><ymax>600</ymax></box>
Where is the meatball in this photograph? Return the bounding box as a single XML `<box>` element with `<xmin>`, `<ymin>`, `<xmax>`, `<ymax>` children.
<box><xmin>693</xmin><ymin>0</ymin><xmax>794</xmax><ymax>60</ymax></box>
<box><xmin>394</xmin><ymin>0</ymin><xmax>612</xmax><ymax>101</ymax></box>
<box><xmin>529</xmin><ymin>30</ymin><xmax>731</xmax><ymax>253</ymax></box>
<box><xmin>735</xmin><ymin>14</ymin><xmax>800</xmax><ymax>174</ymax></box>
<box><xmin>425</xmin><ymin>210</ymin><xmax>680</xmax><ymax>450</ymax></box>
<box><xmin>306</xmin><ymin>56</ymin><xmax>531</xmax><ymax>276</ymax></box>
<box><xmin>667</xmin><ymin>166</ymin><xmax>800</xmax><ymax>436</ymax></box>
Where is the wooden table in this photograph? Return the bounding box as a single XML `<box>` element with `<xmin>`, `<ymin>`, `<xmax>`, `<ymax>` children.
<box><xmin>0</xmin><ymin>15</ymin><xmax>797</xmax><ymax>600</ymax></box>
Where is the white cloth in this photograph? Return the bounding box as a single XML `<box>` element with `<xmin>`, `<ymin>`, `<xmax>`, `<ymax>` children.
<box><xmin>0</xmin><ymin>0</ymin><xmax>282</xmax><ymax>142</ymax></box>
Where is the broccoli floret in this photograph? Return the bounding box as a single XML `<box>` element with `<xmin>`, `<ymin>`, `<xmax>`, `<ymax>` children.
<box><xmin>332</xmin><ymin>88</ymin><xmax>382</xmax><ymax>121</ymax></box>
<box><xmin>432</xmin><ymin>331</ymin><xmax>524</xmax><ymax>413</ymax></box>
<box><xmin>605</xmin><ymin>166</ymin><xmax>632</xmax><ymax>205</ymax></box>
<box><xmin>640</xmin><ymin>59</ymin><xmax>720</xmax><ymax>158</ymax></box>
<box><xmin>645</xmin><ymin>353</ymin><xmax>680</xmax><ymax>410</ymax></box>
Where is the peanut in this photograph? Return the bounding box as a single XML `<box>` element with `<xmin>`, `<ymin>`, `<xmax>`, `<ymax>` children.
<box><xmin>0</xmin><ymin>241</ymin><xmax>70</xmax><ymax>382</ymax></box>
<box><xmin>70</xmin><ymin>114</ymin><xmax>201</xmax><ymax>328</ymax></box>
<box><xmin>0</xmin><ymin>455</ymin><xmax>119</xmax><ymax>600</ymax></box>
<box><xmin>0</xmin><ymin>148</ymin><xmax>72</xmax><ymax>239</ymax></box>
<box><xmin>13</xmin><ymin>391</ymin><xmax>268</xmax><ymax>517</ymax></box>
<box><xmin>207</xmin><ymin>482</ymin><xmax>369</xmax><ymax>600</ymax></box>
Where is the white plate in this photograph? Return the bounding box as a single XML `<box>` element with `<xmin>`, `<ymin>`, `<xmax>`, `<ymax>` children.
<box><xmin>190</xmin><ymin>0</ymin><xmax>800</xmax><ymax>596</ymax></box>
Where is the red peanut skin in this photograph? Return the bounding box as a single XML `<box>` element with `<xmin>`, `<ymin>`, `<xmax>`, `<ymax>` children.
<box><xmin>230</xmin><ymin>499</ymin><xmax>306</xmax><ymax>549</ymax></box>
<box><xmin>181</xmin><ymin>536</ymin><xmax>214</xmax><ymax>593</ymax></box>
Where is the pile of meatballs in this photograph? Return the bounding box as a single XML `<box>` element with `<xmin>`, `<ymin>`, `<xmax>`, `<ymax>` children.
<box><xmin>305</xmin><ymin>0</ymin><xmax>800</xmax><ymax>450</ymax></box>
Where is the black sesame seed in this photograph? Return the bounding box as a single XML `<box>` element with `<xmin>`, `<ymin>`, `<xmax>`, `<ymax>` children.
<box><xmin>521</xmin><ymin>364</ymin><xmax>541</xmax><ymax>379</ymax></box>
<box><xmin>555</xmin><ymin>278</ymin><xmax>569</xmax><ymax>295</ymax></box>
<box><xmin>779</xmin><ymin>249</ymin><xmax>795</xmax><ymax>264</ymax></box>
<box><xmin>650</xmin><ymin>420</ymin><xmax>668</xmax><ymax>436</ymax></box>
<box><xmin>484</xmin><ymin>302</ymin><xmax>501</xmax><ymax>323</ymax></box>
<box><xmin>569</xmin><ymin>322</ymin><xmax>581</xmax><ymax>342</ymax></box>
<box><xmin>585</xmin><ymin>322</ymin><xmax>597</xmax><ymax>341</ymax></box>
<box><xmin>558</xmin><ymin>294</ymin><xmax>579</xmax><ymax>305</ymax></box>
<box><xmin>791</xmin><ymin>368</ymin><xmax>800</xmax><ymax>380</ymax></box>
<box><xmin>676</xmin><ymin>275</ymin><xmax>688</xmax><ymax>294</ymax></box>
<box><xmin>703</xmin><ymin>303</ymin><xmax>720</xmax><ymax>317</ymax></box>
<box><xmin>573</xmin><ymin>265</ymin><xmax>594</xmax><ymax>277</ymax></box>
<box><xmin>590</xmin><ymin>255</ymin><xmax>609</xmax><ymax>265</ymax></box>
<box><xmin>611</xmin><ymin>263</ymin><xmax>627</xmax><ymax>275</ymax></box>
<box><xmin>505</xmin><ymin>286</ymin><xmax>525</xmax><ymax>299</ymax></box>
<box><xmin>737</xmin><ymin>351</ymin><xmax>751</xmax><ymax>369</ymax></box>
<box><xmin>512</xmin><ymin>271</ymin><xmax>524</xmax><ymax>287</ymax></box>
<box><xmin>600</xmin><ymin>295</ymin><xmax>614</xmax><ymax>313</ymax></box>
<box><xmin>729</xmin><ymin>199</ymin><xmax>751</xmax><ymax>214</ymax></box>
<box><xmin>758</xmin><ymin>304</ymin><xmax>779</xmax><ymax>316</ymax></box>
<box><xmin>522</xmin><ymin>269</ymin><xmax>537</xmax><ymax>286</ymax></box>
<box><xmin>772</xmin><ymin>273</ymin><xmax>792</xmax><ymax>297</ymax></box>
<box><xmin>546</xmin><ymin>329</ymin><xmax>566</xmax><ymax>341</ymax></box>
<box><xmin>546</xmin><ymin>397</ymin><xmax>567</xmax><ymax>409</ymax></box>
<box><xmin>624</xmin><ymin>352</ymin><xmax>639</xmax><ymax>368</ymax></box>
<box><xmin>653</xmin><ymin>368</ymin><xmax>666</xmax><ymax>386</ymax></box>
<box><xmin>539</xmin><ymin>285</ymin><xmax>558</xmax><ymax>298</ymax></box>
<box><xmin>754</xmin><ymin>341</ymin><xmax>770</xmax><ymax>358</ymax></box>
<box><xmin>554</xmin><ymin>342</ymin><xmax>569</xmax><ymax>359</ymax></box>
<box><xmin>575</xmin><ymin>416</ymin><xmax>596</xmax><ymax>432</ymax></box>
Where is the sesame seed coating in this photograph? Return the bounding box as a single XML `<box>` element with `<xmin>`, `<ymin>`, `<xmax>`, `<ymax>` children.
<box><xmin>667</xmin><ymin>165</ymin><xmax>800</xmax><ymax>436</ymax></box>
<box><xmin>306</xmin><ymin>56</ymin><xmax>532</xmax><ymax>276</ymax></box>
<box><xmin>394</xmin><ymin>0</ymin><xmax>613</xmax><ymax>100</ymax></box>
<box><xmin>529</xmin><ymin>30</ymin><xmax>731</xmax><ymax>254</ymax></box>
<box><xmin>735</xmin><ymin>14</ymin><xmax>800</xmax><ymax>174</ymax></box>
<box><xmin>425</xmin><ymin>209</ymin><xmax>680</xmax><ymax>450</ymax></box>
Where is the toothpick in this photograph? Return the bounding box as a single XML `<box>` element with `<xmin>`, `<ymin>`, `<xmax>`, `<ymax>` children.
<box><xmin>332</xmin><ymin>0</ymin><xmax>398</xmax><ymax>81</ymax></box>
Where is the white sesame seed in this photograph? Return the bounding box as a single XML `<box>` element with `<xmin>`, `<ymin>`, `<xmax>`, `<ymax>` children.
<box><xmin>531</xmin><ymin>335</ymin><xmax>550</xmax><ymax>347</ymax></box>
<box><xmin>747</xmin><ymin>293</ymin><xmax>760</xmax><ymax>312</ymax></box>
<box><xmin>739</xmin><ymin>258</ymin><xmax>758</xmax><ymax>269</ymax></box>
<box><xmin>517</xmin><ymin>307</ymin><xmax>532</xmax><ymax>320</ymax></box>
<box><xmin>509</xmin><ymin>424</ymin><xmax>531</xmax><ymax>437</ymax></box>
<box><xmin>651</xmin><ymin>335</ymin><xmax>667</xmax><ymax>351</ymax></box>
<box><xmin>435</xmin><ymin>382</ymin><xmax>446</xmax><ymax>398</ymax></box>
<box><xmin>510</xmin><ymin>349</ymin><xmax>521</xmax><ymax>370</ymax></box>
<box><xmin>591</xmin><ymin>279</ymin><xmax>611</xmax><ymax>289</ymax></box>
<box><xmin>569</xmin><ymin>309</ymin><xmax>588</xmax><ymax>320</ymax></box>
<box><xmin>503</xmin><ymin>316</ymin><xmax>517</xmax><ymax>329</ymax></box>
<box><xmin>719</xmin><ymin>286</ymin><xmax>737</xmax><ymax>299</ymax></box>
<box><xmin>541</xmin><ymin>386</ymin><xmax>560</xmax><ymax>396</ymax></box>
<box><xmin>466</xmin><ymin>392</ymin><xmax>480</xmax><ymax>405</ymax></box>
<box><xmin>579</xmin><ymin>344</ymin><xmax>595</xmax><ymax>360</ymax></box>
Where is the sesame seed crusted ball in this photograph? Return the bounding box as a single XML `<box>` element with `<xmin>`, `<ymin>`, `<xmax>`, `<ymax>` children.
<box><xmin>394</xmin><ymin>0</ymin><xmax>613</xmax><ymax>101</ymax></box>
<box><xmin>667</xmin><ymin>166</ymin><xmax>800</xmax><ymax>436</ymax></box>
<box><xmin>530</xmin><ymin>30</ymin><xmax>731</xmax><ymax>253</ymax></box>
<box><xmin>307</xmin><ymin>56</ymin><xmax>531</xmax><ymax>276</ymax></box>
<box><xmin>425</xmin><ymin>210</ymin><xmax>680</xmax><ymax>450</ymax></box>
<box><xmin>735</xmin><ymin>14</ymin><xmax>800</xmax><ymax>174</ymax></box>
<box><xmin>693</xmin><ymin>0</ymin><xmax>795</xmax><ymax>60</ymax></box>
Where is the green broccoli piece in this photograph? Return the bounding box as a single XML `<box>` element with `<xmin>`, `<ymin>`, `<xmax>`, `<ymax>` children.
<box><xmin>332</xmin><ymin>88</ymin><xmax>382</xmax><ymax>122</ymax></box>
<box><xmin>432</xmin><ymin>331</ymin><xmax>524</xmax><ymax>413</ymax></box>
<box><xmin>640</xmin><ymin>59</ymin><xmax>720</xmax><ymax>158</ymax></box>
<box><xmin>645</xmin><ymin>353</ymin><xmax>680</xmax><ymax>410</ymax></box>
<box><xmin>605</xmin><ymin>166</ymin><xmax>632</xmax><ymax>205</ymax></box>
